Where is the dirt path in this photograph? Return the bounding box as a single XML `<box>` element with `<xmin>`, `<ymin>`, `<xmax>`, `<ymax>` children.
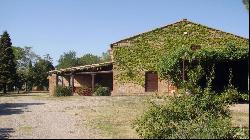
<box><xmin>0</xmin><ymin>93</ymin><xmax>101</xmax><ymax>139</ymax></box>
<box><xmin>0</xmin><ymin>93</ymin><xmax>249</xmax><ymax>139</ymax></box>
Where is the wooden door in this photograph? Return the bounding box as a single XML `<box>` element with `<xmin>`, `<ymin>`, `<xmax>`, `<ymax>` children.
<box><xmin>145</xmin><ymin>72</ymin><xmax>158</xmax><ymax>92</ymax></box>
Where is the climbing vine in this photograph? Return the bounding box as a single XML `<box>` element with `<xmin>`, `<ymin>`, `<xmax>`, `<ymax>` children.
<box><xmin>112</xmin><ymin>20</ymin><xmax>249</xmax><ymax>87</ymax></box>
<box><xmin>158</xmin><ymin>43</ymin><xmax>249</xmax><ymax>88</ymax></box>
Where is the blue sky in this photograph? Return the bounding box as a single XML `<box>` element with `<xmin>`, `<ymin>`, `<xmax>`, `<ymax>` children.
<box><xmin>0</xmin><ymin>0</ymin><xmax>249</xmax><ymax>65</ymax></box>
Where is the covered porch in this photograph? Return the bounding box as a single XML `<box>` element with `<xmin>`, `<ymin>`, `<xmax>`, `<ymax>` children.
<box><xmin>48</xmin><ymin>62</ymin><xmax>113</xmax><ymax>95</ymax></box>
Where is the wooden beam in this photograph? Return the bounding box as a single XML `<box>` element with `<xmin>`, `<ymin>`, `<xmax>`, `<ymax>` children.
<box><xmin>64</xmin><ymin>70</ymin><xmax>113</xmax><ymax>75</ymax></box>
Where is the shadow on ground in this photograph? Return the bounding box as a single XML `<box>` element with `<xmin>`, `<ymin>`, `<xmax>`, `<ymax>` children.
<box><xmin>0</xmin><ymin>92</ymin><xmax>48</xmax><ymax>97</ymax></box>
<box><xmin>0</xmin><ymin>103</ymin><xmax>45</xmax><ymax>116</ymax></box>
<box><xmin>0</xmin><ymin>128</ymin><xmax>15</xmax><ymax>139</ymax></box>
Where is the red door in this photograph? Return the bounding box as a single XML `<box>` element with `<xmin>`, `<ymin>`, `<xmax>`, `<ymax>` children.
<box><xmin>145</xmin><ymin>72</ymin><xmax>158</xmax><ymax>92</ymax></box>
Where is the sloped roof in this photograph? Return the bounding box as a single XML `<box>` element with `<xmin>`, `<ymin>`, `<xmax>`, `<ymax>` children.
<box><xmin>48</xmin><ymin>61</ymin><xmax>113</xmax><ymax>75</ymax></box>
<box><xmin>111</xmin><ymin>19</ymin><xmax>248</xmax><ymax>47</ymax></box>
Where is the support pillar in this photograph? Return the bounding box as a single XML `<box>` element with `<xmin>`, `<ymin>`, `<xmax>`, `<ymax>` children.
<box><xmin>70</xmin><ymin>73</ymin><xmax>75</xmax><ymax>93</ymax></box>
<box><xmin>91</xmin><ymin>74</ymin><xmax>96</xmax><ymax>92</ymax></box>
<box><xmin>68</xmin><ymin>76</ymin><xmax>71</xmax><ymax>87</ymax></box>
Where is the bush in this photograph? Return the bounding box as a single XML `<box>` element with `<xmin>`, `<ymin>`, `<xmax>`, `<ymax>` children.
<box><xmin>220</xmin><ymin>88</ymin><xmax>240</xmax><ymax>104</ymax></box>
<box><xmin>240</xmin><ymin>94</ymin><xmax>249</xmax><ymax>102</ymax></box>
<box><xmin>132</xmin><ymin>87</ymin><xmax>248</xmax><ymax>139</ymax></box>
<box><xmin>54</xmin><ymin>86</ymin><xmax>72</xmax><ymax>97</ymax></box>
<box><xmin>93</xmin><ymin>85</ymin><xmax>110</xmax><ymax>96</ymax></box>
<box><xmin>74</xmin><ymin>86</ymin><xmax>92</xmax><ymax>96</ymax></box>
<box><xmin>221</xmin><ymin>87</ymin><xmax>249</xmax><ymax>104</ymax></box>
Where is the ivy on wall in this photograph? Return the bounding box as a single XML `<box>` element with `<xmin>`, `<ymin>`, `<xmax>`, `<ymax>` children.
<box><xmin>112</xmin><ymin>20</ymin><xmax>249</xmax><ymax>87</ymax></box>
<box><xmin>158</xmin><ymin>43</ymin><xmax>249</xmax><ymax>88</ymax></box>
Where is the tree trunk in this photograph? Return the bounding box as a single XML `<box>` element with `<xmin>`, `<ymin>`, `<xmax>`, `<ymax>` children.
<box><xmin>3</xmin><ymin>83</ymin><xmax>7</xmax><ymax>94</ymax></box>
<box><xmin>25</xmin><ymin>82</ymin><xmax>27</xmax><ymax>92</ymax></box>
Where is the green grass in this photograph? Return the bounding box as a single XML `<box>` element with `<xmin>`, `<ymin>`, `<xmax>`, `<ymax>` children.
<box><xmin>19</xmin><ymin>125</ymin><xmax>33</xmax><ymax>135</ymax></box>
<box><xmin>79</xmin><ymin>96</ymin><xmax>249</xmax><ymax>139</ymax></box>
<box><xmin>79</xmin><ymin>96</ymin><xmax>150</xmax><ymax>139</ymax></box>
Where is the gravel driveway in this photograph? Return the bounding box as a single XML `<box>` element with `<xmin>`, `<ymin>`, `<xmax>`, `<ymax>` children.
<box><xmin>0</xmin><ymin>93</ymin><xmax>248</xmax><ymax>139</ymax></box>
<box><xmin>0</xmin><ymin>93</ymin><xmax>102</xmax><ymax>139</ymax></box>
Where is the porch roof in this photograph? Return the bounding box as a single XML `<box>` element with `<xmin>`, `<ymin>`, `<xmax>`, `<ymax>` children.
<box><xmin>49</xmin><ymin>61</ymin><xmax>113</xmax><ymax>75</ymax></box>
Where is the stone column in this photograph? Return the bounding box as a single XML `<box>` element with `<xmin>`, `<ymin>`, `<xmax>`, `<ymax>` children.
<box><xmin>70</xmin><ymin>73</ymin><xmax>75</xmax><ymax>93</ymax></box>
<box><xmin>91</xmin><ymin>74</ymin><xmax>96</xmax><ymax>92</ymax></box>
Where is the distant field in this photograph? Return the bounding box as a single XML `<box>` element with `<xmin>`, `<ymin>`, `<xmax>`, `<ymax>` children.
<box><xmin>0</xmin><ymin>92</ymin><xmax>249</xmax><ymax>139</ymax></box>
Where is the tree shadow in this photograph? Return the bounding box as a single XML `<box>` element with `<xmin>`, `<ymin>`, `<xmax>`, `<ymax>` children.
<box><xmin>0</xmin><ymin>128</ymin><xmax>15</xmax><ymax>139</ymax></box>
<box><xmin>0</xmin><ymin>103</ymin><xmax>45</xmax><ymax>116</ymax></box>
<box><xmin>0</xmin><ymin>92</ymin><xmax>49</xmax><ymax>97</ymax></box>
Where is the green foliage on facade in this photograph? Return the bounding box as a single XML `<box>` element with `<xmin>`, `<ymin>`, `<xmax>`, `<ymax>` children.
<box><xmin>158</xmin><ymin>43</ymin><xmax>249</xmax><ymax>87</ymax></box>
<box><xmin>112</xmin><ymin>20</ymin><xmax>249</xmax><ymax>86</ymax></box>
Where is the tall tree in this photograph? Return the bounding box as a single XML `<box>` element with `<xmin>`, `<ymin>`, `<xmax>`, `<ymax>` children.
<box><xmin>243</xmin><ymin>0</ymin><xmax>249</xmax><ymax>11</ymax></box>
<box><xmin>12</xmin><ymin>46</ymin><xmax>40</xmax><ymax>70</ymax></box>
<box><xmin>100</xmin><ymin>50</ymin><xmax>112</xmax><ymax>62</ymax></box>
<box><xmin>0</xmin><ymin>31</ymin><xmax>17</xmax><ymax>93</ymax></box>
<box><xmin>12</xmin><ymin>46</ymin><xmax>40</xmax><ymax>92</ymax></box>
<box><xmin>57</xmin><ymin>50</ymin><xmax>79</xmax><ymax>69</ymax></box>
<box><xmin>78</xmin><ymin>53</ymin><xmax>100</xmax><ymax>65</ymax></box>
<box><xmin>33</xmin><ymin>56</ymin><xmax>54</xmax><ymax>90</ymax></box>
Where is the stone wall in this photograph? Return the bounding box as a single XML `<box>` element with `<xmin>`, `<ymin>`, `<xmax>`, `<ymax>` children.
<box><xmin>74</xmin><ymin>75</ymin><xmax>92</xmax><ymax>88</ymax></box>
<box><xmin>111</xmin><ymin>69</ymin><xmax>177</xmax><ymax>95</ymax></box>
<box><xmin>158</xmin><ymin>79</ymin><xmax>177</xmax><ymax>96</ymax></box>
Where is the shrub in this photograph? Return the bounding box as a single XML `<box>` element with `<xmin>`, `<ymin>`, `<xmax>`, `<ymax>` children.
<box><xmin>221</xmin><ymin>87</ymin><xmax>249</xmax><ymax>104</ymax></box>
<box><xmin>220</xmin><ymin>87</ymin><xmax>240</xmax><ymax>104</ymax></box>
<box><xmin>74</xmin><ymin>86</ymin><xmax>92</xmax><ymax>96</ymax></box>
<box><xmin>240</xmin><ymin>94</ymin><xmax>249</xmax><ymax>102</ymax></box>
<box><xmin>54</xmin><ymin>86</ymin><xmax>72</xmax><ymax>97</ymax></box>
<box><xmin>132</xmin><ymin>73</ymin><xmax>249</xmax><ymax>139</ymax></box>
<box><xmin>93</xmin><ymin>85</ymin><xmax>110</xmax><ymax>96</ymax></box>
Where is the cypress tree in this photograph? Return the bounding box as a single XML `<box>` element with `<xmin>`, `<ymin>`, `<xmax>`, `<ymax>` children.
<box><xmin>0</xmin><ymin>31</ymin><xmax>17</xmax><ymax>93</ymax></box>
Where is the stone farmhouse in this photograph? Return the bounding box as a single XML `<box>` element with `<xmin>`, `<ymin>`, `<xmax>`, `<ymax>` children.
<box><xmin>48</xmin><ymin>19</ymin><xmax>249</xmax><ymax>96</ymax></box>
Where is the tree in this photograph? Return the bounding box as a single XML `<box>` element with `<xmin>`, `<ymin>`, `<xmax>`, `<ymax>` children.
<box><xmin>57</xmin><ymin>50</ymin><xmax>79</xmax><ymax>69</ymax></box>
<box><xmin>33</xmin><ymin>56</ymin><xmax>54</xmax><ymax>90</ymax></box>
<box><xmin>12</xmin><ymin>46</ymin><xmax>40</xmax><ymax>70</ymax></box>
<box><xmin>100</xmin><ymin>50</ymin><xmax>112</xmax><ymax>62</ymax></box>
<box><xmin>243</xmin><ymin>0</ymin><xmax>249</xmax><ymax>11</ymax></box>
<box><xmin>0</xmin><ymin>31</ymin><xmax>17</xmax><ymax>93</ymax></box>
<box><xmin>78</xmin><ymin>53</ymin><xmax>100</xmax><ymax>65</ymax></box>
<box><xmin>12</xmin><ymin>46</ymin><xmax>40</xmax><ymax>91</ymax></box>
